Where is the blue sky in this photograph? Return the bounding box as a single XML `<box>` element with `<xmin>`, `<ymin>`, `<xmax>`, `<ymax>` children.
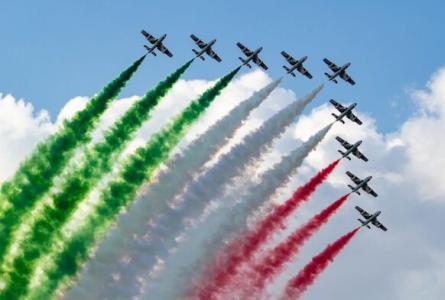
<box><xmin>0</xmin><ymin>0</ymin><xmax>443</xmax><ymax>132</ymax></box>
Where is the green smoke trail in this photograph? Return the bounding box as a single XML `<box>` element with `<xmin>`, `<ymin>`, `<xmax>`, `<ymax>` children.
<box><xmin>0</xmin><ymin>61</ymin><xmax>192</xmax><ymax>299</ymax></box>
<box><xmin>0</xmin><ymin>55</ymin><xmax>146</xmax><ymax>259</ymax></box>
<box><xmin>27</xmin><ymin>67</ymin><xmax>240</xmax><ymax>300</ymax></box>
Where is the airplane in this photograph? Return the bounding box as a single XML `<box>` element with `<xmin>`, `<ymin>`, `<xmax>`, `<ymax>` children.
<box><xmin>329</xmin><ymin>99</ymin><xmax>362</xmax><ymax>125</ymax></box>
<box><xmin>346</xmin><ymin>171</ymin><xmax>378</xmax><ymax>197</ymax></box>
<box><xmin>141</xmin><ymin>30</ymin><xmax>173</xmax><ymax>57</ymax></box>
<box><xmin>280</xmin><ymin>51</ymin><xmax>313</xmax><ymax>79</ymax></box>
<box><xmin>323</xmin><ymin>58</ymin><xmax>355</xmax><ymax>85</ymax></box>
<box><xmin>236</xmin><ymin>42</ymin><xmax>268</xmax><ymax>70</ymax></box>
<box><xmin>336</xmin><ymin>136</ymin><xmax>368</xmax><ymax>162</ymax></box>
<box><xmin>355</xmin><ymin>206</ymin><xmax>387</xmax><ymax>231</ymax></box>
<box><xmin>190</xmin><ymin>34</ymin><xmax>222</xmax><ymax>62</ymax></box>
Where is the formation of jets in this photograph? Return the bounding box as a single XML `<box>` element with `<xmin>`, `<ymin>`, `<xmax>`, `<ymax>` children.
<box><xmin>140</xmin><ymin>29</ymin><xmax>386</xmax><ymax>232</ymax></box>
<box><xmin>328</xmin><ymin>97</ymin><xmax>386</xmax><ymax>233</ymax></box>
<box><xmin>140</xmin><ymin>30</ymin><xmax>358</xmax><ymax>84</ymax></box>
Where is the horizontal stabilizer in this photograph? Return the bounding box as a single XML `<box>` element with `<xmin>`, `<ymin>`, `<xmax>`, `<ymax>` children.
<box><xmin>283</xmin><ymin>66</ymin><xmax>296</xmax><ymax>77</ymax></box>
<box><xmin>348</xmin><ymin>184</ymin><xmax>360</xmax><ymax>195</ymax></box>
<box><xmin>332</xmin><ymin>113</ymin><xmax>345</xmax><ymax>124</ymax></box>
<box><xmin>192</xmin><ymin>49</ymin><xmax>205</xmax><ymax>60</ymax></box>
<box><xmin>358</xmin><ymin>219</ymin><xmax>371</xmax><ymax>229</ymax></box>
<box><xmin>239</xmin><ymin>57</ymin><xmax>252</xmax><ymax>68</ymax></box>
<box><xmin>325</xmin><ymin>72</ymin><xmax>338</xmax><ymax>83</ymax></box>
<box><xmin>338</xmin><ymin>150</ymin><xmax>351</xmax><ymax>160</ymax></box>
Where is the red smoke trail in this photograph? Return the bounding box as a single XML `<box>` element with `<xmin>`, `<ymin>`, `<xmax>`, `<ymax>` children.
<box><xmin>281</xmin><ymin>227</ymin><xmax>360</xmax><ymax>300</ymax></box>
<box><xmin>193</xmin><ymin>159</ymin><xmax>340</xmax><ymax>300</ymax></box>
<box><xmin>250</xmin><ymin>193</ymin><xmax>350</xmax><ymax>293</ymax></box>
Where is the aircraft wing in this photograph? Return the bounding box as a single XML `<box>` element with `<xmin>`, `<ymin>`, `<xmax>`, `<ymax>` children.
<box><xmin>253</xmin><ymin>56</ymin><xmax>268</xmax><ymax>70</ymax></box>
<box><xmin>296</xmin><ymin>65</ymin><xmax>313</xmax><ymax>79</ymax></box>
<box><xmin>352</xmin><ymin>149</ymin><xmax>368</xmax><ymax>162</ymax></box>
<box><xmin>323</xmin><ymin>58</ymin><xmax>340</xmax><ymax>72</ymax></box>
<box><xmin>363</xmin><ymin>185</ymin><xmax>378</xmax><ymax>197</ymax></box>
<box><xmin>281</xmin><ymin>51</ymin><xmax>298</xmax><ymax>65</ymax></box>
<box><xmin>190</xmin><ymin>34</ymin><xmax>207</xmax><ymax>48</ymax></box>
<box><xmin>340</xmin><ymin>71</ymin><xmax>356</xmax><ymax>85</ymax></box>
<box><xmin>157</xmin><ymin>43</ymin><xmax>173</xmax><ymax>57</ymax></box>
<box><xmin>346</xmin><ymin>111</ymin><xmax>363</xmax><ymax>125</ymax></box>
<box><xmin>141</xmin><ymin>30</ymin><xmax>157</xmax><ymax>44</ymax></box>
<box><xmin>237</xmin><ymin>42</ymin><xmax>253</xmax><ymax>56</ymax></box>
<box><xmin>372</xmin><ymin>219</ymin><xmax>387</xmax><ymax>231</ymax></box>
<box><xmin>346</xmin><ymin>171</ymin><xmax>362</xmax><ymax>185</ymax></box>
<box><xmin>329</xmin><ymin>99</ymin><xmax>347</xmax><ymax>113</ymax></box>
<box><xmin>336</xmin><ymin>136</ymin><xmax>352</xmax><ymax>149</ymax></box>
<box><xmin>207</xmin><ymin>48</ymin><xmax>222</xmax><ymax>62</ymax></box>
<box><xmin>355</xmin><ymin>206</ymin><xmax>372</xmax><ymax>219</ymax></box>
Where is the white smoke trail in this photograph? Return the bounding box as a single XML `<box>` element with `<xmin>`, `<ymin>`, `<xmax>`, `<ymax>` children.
<box><xmin>65</xmin><ymin>79</ymin><xmax>282</xmax><ymax>300</ymax></box>
<box><xmin>132</xmin><ymin>84</ymin><xmax>323</xmax><ymax>299</ymax></box>
<box><xmin>146</xmin><ymin>124</ymin><xmax>333</xmax><ymax>299</ymax></box>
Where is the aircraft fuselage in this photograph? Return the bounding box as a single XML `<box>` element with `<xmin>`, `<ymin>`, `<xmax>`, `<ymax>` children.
<box><xmin>361</xmin><ymin>211</ymin><xmax>381</xmax><ymax>227</ymax></box>
<box><xmin>287</xmin><ymin>56</ymin><xmax>307</xmax><ymax>73</ymax></box>
<box><xmin>351</xmin><ymin>176</ymin><xmax>372</xmax><ymax>193</ymax></box>
<box><xmin>329</xmin><ymin>62</ymin><xmax>351</xmax><ymax>81</ymax></box>
<box><xmin>342</xmin><ymin>140</ymin><xmax>362</xmax><ymax>159</ymax></box>
<box><xmin>195</xmin><ymin>39</ymin><xmax>216</xmax><ymax>58</ymax></box>
<box><xmin>243</xmin><ymin>47</ymin><xmax>263</xmax><ymax>65</ymax></box>
<box><xmin>336</xmin><ymin>102</ymin><xmax>357</xmax><ymax>122</ymax></box>
<box><xmin>146</xmin><ymin>34</ymin><xmax>166</xmax><ymax>53</ymax></box>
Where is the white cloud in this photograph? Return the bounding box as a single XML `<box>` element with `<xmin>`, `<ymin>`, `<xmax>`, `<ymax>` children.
<box><xmin>0</xmin><ymin>94</ymin><xmax>54</xmax><ymax>181</ymax></box>
<box><xmin>1</xmin><ymin>67</ymin><xmax>445</xmax><ymax>300</ymax></box>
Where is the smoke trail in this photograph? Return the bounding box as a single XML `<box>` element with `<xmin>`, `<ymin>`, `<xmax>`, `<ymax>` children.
<box><xmin>71</xmin><ymin>82</ymin><xmax>321</xmax><ymax>300</ymax></box>
<box><xmin>281</xmin><ymin>227</ymin><xmax>360</xmax><ymax>300</ymax></box>
<box><xmin>149</xmin><ymin>125</ymin><xmax>332</xmax><ymax>300</ymax></box>
<box><xmin>27</xmin><ymin>68</ymin><xmax>240</xmax><ymax>300</ymax></box>
<box><xmin>194</xmin><ymin>159</ymin><xmax>340</xmax><ymax>299</ymax></box>
<box><xmin>247</xmin><ymin>194</ymin><xmax>350</xmax><ymax>295</ymax></box>
<box><xmin>0</xmin><ymin>61</ymin><xmax>192</xmax><ymax>299</ymax></box>
<box><xmin>66</xmin><ymin>79</ymin><xmax>282</xmax><ymax>300</ymax></box>
<box><xmin>130</xmin><ymin>84</ymin><xmax>322</xmax><ymax>299</ymax></box>
<box><xmin>0</xmin><ymin>55</ymin><xmax>145</xmax><ymax>261</ymax></box>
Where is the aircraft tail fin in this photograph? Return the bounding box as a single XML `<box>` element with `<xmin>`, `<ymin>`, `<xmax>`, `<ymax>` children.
<box><xmin>331</xmin><ymin>113</ymin><xmax>345</xmax><ymax>124</ymax></box>
<box><xmin>325</xmin><ymin>72</ymin><xmax>338</xmax><ymax>83</ymax></box>
<box><xmin>239</xmin><ymin>57</ymin><xmax>252</xmax><ymax>68</ymax></box>
<box><xmin>192</xmin><ymin>49</ymin><xmax>205</xmax><ymax>60</ymax></box>
<box><xmin>144</xmin><ymin>45</ymin><xmax>157</xmax><ymax>56</ymax></box>
<box><xmin>282</xmin><ymin>65</ymin><xmax>296</xmax><ymax>77</ymax></box>
<box><xmin>348</xmin><ymin>184</ymin><xmax>360</xmax><ymax>195</ymax></box>
<box><xmin>358</xmin><ymin>219</ymin><xmax>371</xmax><ymax>229</ymax></box>
<box><xmin>338</xmin><ymin>150</ymin><xmax>351</xmax><ymax>160</ymax></box>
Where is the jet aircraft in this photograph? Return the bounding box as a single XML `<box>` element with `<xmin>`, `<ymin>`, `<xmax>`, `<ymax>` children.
<box><xmin>346</xmin><ymin>171</ymin><xmax>378</xmax><ymax>197</ymax></box>
<box><xmin>141</xmin><ymin>30</ymin><xmax>173</xmax><ymax>57</ymax></box>
<box><xmin>190</xmin><ymin>34</ymin><xmax>222</xmax><ymax>62</ymax></box>
<box><xmin>330</xmin><ymin>99</ymin><xmax>362</xmax><ymax>125</ymax></box>
<box><xmin>355</xmin><ymin>206</ymin><xmax>387</xmax><ymax>231</ymax></box>
<box><xmin>323</xmin><ymin>58</ymin><xmax>355</xmax><ymax>85</ymax></box>
<box><xmin>336</xmin><ymin>136</ymin><xmax>368</xmax><ymax>162</ymax></box>
<box><xmin>280</xmin><ymin>51</ymin><xmax>312</xmax><ymax>79</ymax></box>
<box><xmin>236</xmin><ymin>42</ymin><xmax>268</xmax><ymax>70</ymax></box>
